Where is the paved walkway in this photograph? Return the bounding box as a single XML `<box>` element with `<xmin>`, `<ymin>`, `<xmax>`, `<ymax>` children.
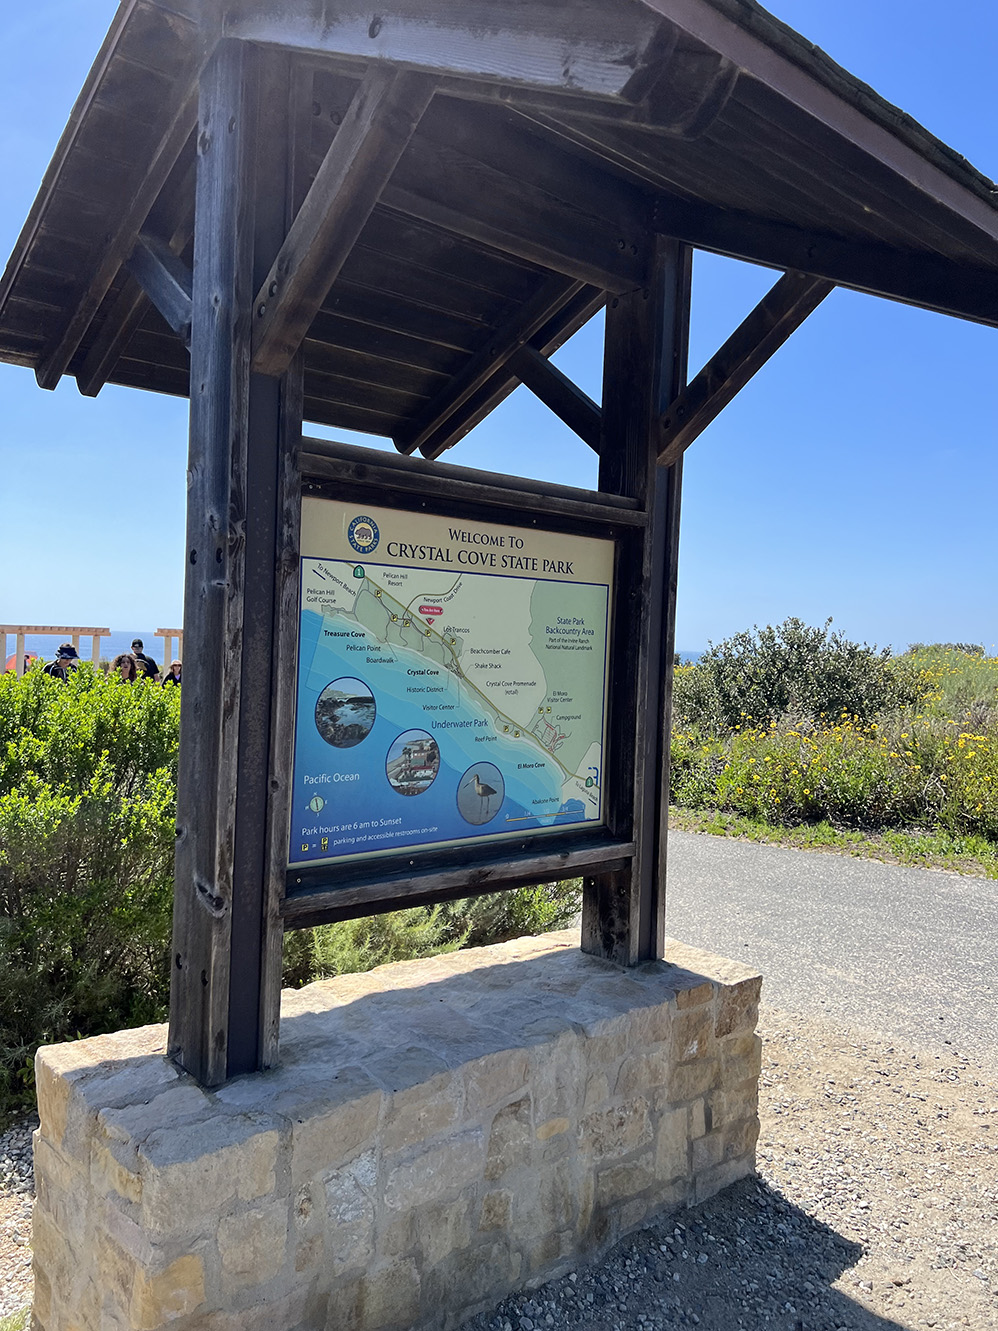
<box><xmin>664</xmin><ymin>831</ymin><xmax>998</xmax><ymax>1069</ymax></box>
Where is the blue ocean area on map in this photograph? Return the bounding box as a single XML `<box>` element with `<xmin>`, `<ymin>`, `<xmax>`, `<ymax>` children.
<box><xmin>290</xmin><ymin>608</ymin><xmax>584</xmax><ymax>864</ymax></box>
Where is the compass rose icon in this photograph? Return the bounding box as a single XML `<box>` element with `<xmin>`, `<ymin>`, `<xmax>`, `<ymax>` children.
<box><xmin>308</xmin><ymin>795</ymin><xmax>325</xmax><ymax>814</ymax></box>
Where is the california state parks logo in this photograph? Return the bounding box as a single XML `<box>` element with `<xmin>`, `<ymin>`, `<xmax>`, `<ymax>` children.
<box><xmin>347</xmin><ymin>515</ymin><xmax>380</xmax><ymax>554</ymax></box>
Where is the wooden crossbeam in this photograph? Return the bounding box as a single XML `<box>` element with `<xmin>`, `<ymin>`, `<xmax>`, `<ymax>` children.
<box><xmin>36</xmin><ymin>94</ymin><xmax>199</xmax><ymax>391</ymax></box>
<box><xmin>126</xmin><ymin>232</ymin><xmax>194</xmax><ymax>345</ymax></box>
<box><xmin>509</xmin><ymin>345</ymin><xmax>602</xmax><ymax>453</ymax></box>
<box><xmin>382</xmin><ymin>119</ymin><xmax>648</xmax><ymax>294</ymax></box>
<box><xmin>393</xmin><ymin>276</ymin><xmax>583</xmax><ymax>457</ymax></box>
<box><xmin>655</xmin><ymin>199</ymin><xmax>998</xmax><ymax>328</ymax></box>
<box><xmin>77</xmin><ymin>155</ymin><xmax>197</xmax><ymax>398</ymax></box>
<box><xmin>416</xmin><ymin>285</ymin><xmax>605</xmax><ymax>461</ymax></box>
<box><xmin>658</xmin><ymin>271</ymin><xmax>833</xmax><ymax>465</ymax></box>
<box><xmin>223</xmin><ymin>0</ymin><xmax>664</xmax><ymax>101</ymax></box>
<box><xmin>251</xmin><ymin>67</ymin><xmax>434</xmax><ymax>378</ymax></box>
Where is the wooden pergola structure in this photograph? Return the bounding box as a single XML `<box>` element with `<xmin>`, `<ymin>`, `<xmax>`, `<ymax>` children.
<box><xmin>1</xmin><ymin>0</ymin><xmax>995</xmax><ymax>1087</ymax></box>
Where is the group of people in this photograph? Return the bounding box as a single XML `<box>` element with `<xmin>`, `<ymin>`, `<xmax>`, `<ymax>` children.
<box><xmin>43</xmin><ymin>638</ymin><xmax>182</xmax><ymax>687</ymax></box>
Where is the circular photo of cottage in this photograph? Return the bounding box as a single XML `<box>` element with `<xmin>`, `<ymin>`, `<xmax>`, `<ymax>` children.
<box><xmin>456</xmin><ymin>762</ymin><xmax>505</xmax><ymax>825</ymax></box>
<box><xmin>314</xmin><ymin>677</ymin><xmax>376</xmax><ymax>748</ymax></box>
<box><xmin>385</xmin><ymin>729</ymin><xmax>440</xmax><ymax>796</ymax></box>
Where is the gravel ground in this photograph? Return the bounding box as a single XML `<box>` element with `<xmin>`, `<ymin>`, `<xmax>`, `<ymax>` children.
<box><xmin>1</xmin><ymin>1003</ymin><xmax>994</xmax><ymax>1327</ymax></box>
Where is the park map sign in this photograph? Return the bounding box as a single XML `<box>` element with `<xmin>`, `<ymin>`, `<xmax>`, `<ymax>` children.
<box><xmin>289</xmin><ymin>496</ymin><xmax>614</xmax><ymax>869</ymax></box>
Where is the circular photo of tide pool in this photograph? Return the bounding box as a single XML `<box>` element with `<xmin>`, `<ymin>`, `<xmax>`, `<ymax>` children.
<box><xmin>457</xmin><ymin>762</ymin><xmax>505</xmax><ymax>825</ymax></box>
<box><xmin>386</xmin><ymin>729</ymin><xmax>440</xmax><ymax>796</ymax></box>
<box><xmin>314</xmin><ymin>677</ymin><xmax>376</xmax><ymax>748</ymax></box>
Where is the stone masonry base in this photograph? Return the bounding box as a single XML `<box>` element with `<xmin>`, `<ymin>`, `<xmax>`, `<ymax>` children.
<box><xmin>32</xmin><ymin>931</ymin><xmax>762</xmax><ymax>1331</ymax></box>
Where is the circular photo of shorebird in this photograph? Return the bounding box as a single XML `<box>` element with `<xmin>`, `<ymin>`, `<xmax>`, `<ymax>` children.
<box><xmin>314</xmin><ymin>677</ymin><xmax>376</xmax><ymax>748</ymax></box>
<box><xmin>456</xmin><ymin>762</ymin><xmax>505</xmax><ymax>825</ymax></box>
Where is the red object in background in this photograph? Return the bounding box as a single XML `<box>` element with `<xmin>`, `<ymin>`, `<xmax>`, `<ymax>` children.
<box><xmin>419</xmin><ymin>605</ymin><xmax>443</xmax><ymax>616</ymax></box>
<box><xmin>5</xmin><ymin>653</ymin><xmax>38</xmax><ymax>672</ymax></box>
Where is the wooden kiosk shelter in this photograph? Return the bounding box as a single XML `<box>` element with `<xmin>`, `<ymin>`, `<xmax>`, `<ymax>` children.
<box><xmin>1</xmin><ymin>0</ymin><xmax>996</xmax><ymax>1092</ymax></box>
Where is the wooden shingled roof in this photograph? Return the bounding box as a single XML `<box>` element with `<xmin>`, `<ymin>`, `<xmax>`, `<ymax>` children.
<box><xmin>1</xmin><ymin>0</ymin><xmax>996</xmax><ymax>457</ymax></box>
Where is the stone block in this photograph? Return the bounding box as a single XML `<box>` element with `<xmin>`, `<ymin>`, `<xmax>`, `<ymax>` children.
<box><xmin>485</xmin><ymin>1097</ymin><xmax>531</xmax><ymax>1181</ymax></box>
<box><xmin>582</xmin><ymin>1071</ymin><xmax>610</xmax><ymax>1112</ymax></box>
<box><xmin>291</xmin><ymin>1080</ymin><xmax>382</xmax><ymax>1191</ymax></box>
<box><xmin>384</xmin><ymin>1130</ymin><xmax>484</xmax><ymax>1212</ymax></box>
<box><xmin>596</xmin><ymin>1152</ymin><xmax>655</xmax><ymax>1207</ymax></box>
<box><xmin>535</xmin><ymin>1116</ymin><xmax>570</xmax><ymax>1142</ymax></box>
<box><xmin>673</xmin><ymin>1006</ymin><xmax>715</xmax><ymax>1063</ymax></box>
<box><xmin>667</xmin><ymin>1056</ymin><xmax>719</xmax><ymax>1104</ymax></box>
<box><xmin>708</xmin><ymin>1079</ymin><xmax>758</xmax><ymax>1129</ymax></box>
<box><xmin>715</xmin><ymin>976</ymin><xmax>763</xmax><ymax>1039</ymax></box>
<box><xmin>614</xmin><ymin>1049</ymin><xmax>670</xmax><ymax>1097</ymax></box>
<box><xmin>515</xmin><ymin>1158</ymin><xmax>575</xmax><ymax>1238</ymax></box>
<box><xmin>138</xmin><ymin>1114</ymin><xmax>279</xmax><ymax>1235</ymax></box>
<box><xmin>322</xmin><ymin>1149</ymin><xmax>377</xmax><ymax>1277</ymax></box>
<box><xmin>691</xmin><ymin>1130</ymin><xmax>726</xmax><ymax>1174</ymax></box>
<box><xmin>422</xmin><ymin>1241</ymin><xmax>512</xmax><ymax>1315</ymax></box>
<box><xmin>463</xmin><ymin>1050</ymin><xmax>529</xmax><ymax>1115</ymax></box>
<box><xmin>578</xmin><ymin>1099</ymin><xmax>651</xmax><ymax>1161</ymax></box>
<box><xmin>415</xmin><ymin>1197</ymin><xmax>473</xmax><ymax>1266</ymax></box>
<box><xmin>479</xmin><ymin>1190</ymin><xmax>511</xmax><ymax>1231</ymax></box>
<box><xmin>218</xmin><ymin>1199</ymin><xmax>289</xmax><ymax>1292</ymax></box>
<box><xmin>655</xmin><ymin>1106</ymin><xmax>688</xmax><ymax>1182</ymax></box>
<box><xmin>358</xmin><ymin>1257</ymin><xmax>420</xmax><ymax>1329</ymax></box>
<box><xmin>130</xmin><ymin>1253</ymin><xmax>206</xmax><ymax>1329</ymax></box>
<box><xmin>693</xmin><ymin>1154</ymin><xmax>755</xmax><ymax>1206</ymax></box>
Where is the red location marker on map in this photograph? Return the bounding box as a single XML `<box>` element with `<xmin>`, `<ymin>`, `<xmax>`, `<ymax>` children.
<box><xmin>420</xmin><ymin>605</ymin><xmax>443</xmax><ymax>616</ymax></box>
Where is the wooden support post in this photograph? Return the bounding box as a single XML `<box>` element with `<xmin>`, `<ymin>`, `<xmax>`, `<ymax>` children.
<box><xmin>91</xmin><ymin>634</ymin><xmax>101</xmax><ymax>665</ymax></box>
<box><xmin>168</xmin><ymin>41</ymin><xmax>303</xmax><ymax>1086</ymax></box>
<box><xmin>582</xmin><ymin>237</ymin><xmax>691</xmax><ymax>965</ymax></box>
<box><xmin>15</xmin><ymin>634</ymin><xmax>25</xmax><ymax>677</ymax></box>
<box><xmin>1</xmin><ymin>635</ymin><xmax>6</xmax><ymax>672</ymax></box>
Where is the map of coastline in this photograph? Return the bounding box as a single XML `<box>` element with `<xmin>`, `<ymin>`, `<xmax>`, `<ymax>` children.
<box><xmin>290</xmin><ymin>554</ymin><xmax>610</xmax><ymax>866</ymax></box>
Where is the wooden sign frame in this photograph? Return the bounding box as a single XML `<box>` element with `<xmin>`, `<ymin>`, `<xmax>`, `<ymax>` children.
<box><xmin>276</xmin><ymin>442</ymin><xmax>640</xmax><ymax>930</ymax></box>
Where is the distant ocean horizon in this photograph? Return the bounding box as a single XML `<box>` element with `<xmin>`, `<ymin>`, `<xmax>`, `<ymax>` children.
<box><xmin>6</xmin><ymin>630</ymin><xmax>179</xmax><ymax>669</ymax></box>
<box><xmin>6</xmin><ymin>633</ymin><xmax>702</xmax><ymax>670</ymax></box>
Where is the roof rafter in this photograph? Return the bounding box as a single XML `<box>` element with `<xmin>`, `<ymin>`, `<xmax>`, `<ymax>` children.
<box><xmin>220</xmin><ymin>0</ymin><xmax>665</xmax><ymax>100</ymax></box>
<box><xmin>35</xmin><ymin>92</ymin><xmax>199</xmax><ymax>391</ymax></box>
<box><xmin>252</xmin><ymin>66</ymin><xmax>435</xmax><ymax>378</ymax></box>
<box><xmin>393</xmin><ymin>275</ymin><xmax>585</xmax><ymax>456</ymax></box>
<box><xmin>658</xmin><ymin>270</ymin><xmax>833</xmax><ymax>466</ymax></box>
<box><xmin>417</xmin><ymin>285</ymin><xmax>605</xmax><ymax>461</ymax></box>
<box><xmin>654</xmin><ymin>198</ymin><xmax>998</xmax><ymax>327</ymax></box>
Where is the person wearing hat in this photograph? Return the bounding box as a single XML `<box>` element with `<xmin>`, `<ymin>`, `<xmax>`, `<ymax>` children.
<box><xmin>161</xmin><ymin>660</ymin><xmax>182</xmax><ymax>687</ymax></box>
<box><xmin>131</xmin><ymin>638</ymin><xmax>160</xmax><ymax>682</ymax></box>
<box><xmin>43</xmin><ymin>642</ymin><xmax>79</xmax><ymax>682</ymax></box>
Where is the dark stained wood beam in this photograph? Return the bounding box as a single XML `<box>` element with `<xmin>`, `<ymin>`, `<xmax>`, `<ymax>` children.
<box><xmin>382</xmin><ymin>125</ymin><xmax>648</xmax><ymax>294</ymax></box>
<box><xmin>658</xmin><ymin>270</ymin><xmax>833</xmax><ymax>465</ymax></box>
<box><xmin>655</xmin><ymin>198</ymin><xmax>998</xmax><ymax>330</ymax></box>
<box><xmin>509</xmin><ymin>344</ymin><xmax>602</xmax><ymax>453</ymax></box>
<box><xmin>76</xmin><ymin>151</ymin><xmax>198</xmax><ymax>399</ymax></box>
<box><xmin>125</xmin><ymin>232</ymin><xmax>194</xmax><ymax>345</ymax></box>
<box><xmin>222</xmin><ymin>0</ymin><xmax>664</xmax><ymax>100</ymax></box>
<box><xmin>416</xmin><ymin>284</ymin><xmax>605</xmax><ymax>461</ymax></box>
<box><xmin>251</xmin><ymin>67</ymin><xmax>434</xmax><ymax>377</ymax></box>
<box><xmin>393</xmin><ymin>275</ymin><xmax>583</xmax><ymax>456</ymax></box>
<box><xmin>36</xmin><ymin>93</ymin><xmax>199</xmax><ymax>391</ymax></box>
<box><xmin>643</xmin><ymin>0</ymin><xmax>998</xmax><ymax>252</ymax></box>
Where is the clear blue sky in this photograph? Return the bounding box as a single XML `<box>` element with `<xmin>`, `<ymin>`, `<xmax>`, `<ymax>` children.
<box><xmin>1</xmin><ymin>0</ymin><xmax>995</xmax><ymax>652</ymax></box>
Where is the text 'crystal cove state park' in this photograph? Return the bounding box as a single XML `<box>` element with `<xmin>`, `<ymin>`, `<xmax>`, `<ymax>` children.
<box><xmin>289</xmin><ymin>499</ymin><xmax>614</xmax><ymax>866</ymax></box>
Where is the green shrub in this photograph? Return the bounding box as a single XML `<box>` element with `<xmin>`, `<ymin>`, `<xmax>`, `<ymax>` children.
<box><xmin>282</xmin><ymin>880</ymin><xmax>581</xmax><ymax>988</ymax></box>
<box><xmin>673</xmin><ymin>617</ymin><xmax>918</xmax><ymax>733</ymax></box>
<box><xmin>0</xmin><ymin>666</ymin><xmax>180</xmax><ymax>1121</ymax></box>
